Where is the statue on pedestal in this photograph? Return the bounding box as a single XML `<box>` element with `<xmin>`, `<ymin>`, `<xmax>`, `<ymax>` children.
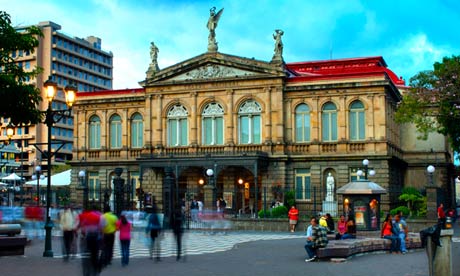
<box><xmin>146</xmin><ymin>41</ymin><xmax>159</xmax><ymax>78</ymax></box>
<box><xmin>271</xmin><ymin>29</ymin><xmax>284</xmax><ymax>62</ymax></box>
<box><xmin>326</xmin><ymin>172</ymin><xmax>335</xmax><ymax>202</ymax></box>
<box><xmin>207</xmin><ymin>7</ymin><xmax>224</xmax><ymax>52</ymax></box>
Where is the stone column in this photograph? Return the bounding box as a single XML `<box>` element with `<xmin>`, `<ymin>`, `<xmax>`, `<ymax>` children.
<box><xmin>190</xmin><ymin>91</ymin><xmax>198</xmax><ymax>146</ymax></box>
<box><xmin>426</xmin><ymin>186</ymin><xmax>439</xmax><ymax>220</ymax></box>
<box><xmin>203</xmin><ymin>185</ymin><xmax>215</xmax><ymax>210</ymax></box>
<box><xmin>226</xmin><ymin>89</ymin><xmax>234</xmax><ymax>145</ymax></box>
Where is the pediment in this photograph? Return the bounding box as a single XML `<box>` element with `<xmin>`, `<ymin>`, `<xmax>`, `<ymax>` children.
<box><xmin>169</xmin><ymin>64</ymin><xmax>257</xmax><ymax>81</ymax></box>
<box><xmin>141</xmin><ymin>52</ymin><xmax>285</xmax><ymax>86</ymax></box>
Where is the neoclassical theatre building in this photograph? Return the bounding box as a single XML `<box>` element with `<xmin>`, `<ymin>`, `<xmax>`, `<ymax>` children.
<box><xmin>69</xmin><ymin>31</ymin><xmax>455</xmax><ymax>222</ymax></box>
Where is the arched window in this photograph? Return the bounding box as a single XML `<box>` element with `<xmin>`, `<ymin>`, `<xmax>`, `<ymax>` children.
<box><xmin>349</xmin><ymin>100</ymin><xmax>365</xmax><ymax>140</ymax></box>
<box><xmin>89</xmin><ymin>115</ymin><xmax>101</xmax><ymax>149</ymax></box>
<box><xmin>295</xmin><ymin>103</ymin><xmax>310</xmax><ymax>142</ymax></box>
<box><xmin>238</xmin><ymin>100</ymin><xmax>262</xmax><ymax>144</ymax></box>
<box><xmin>322</xmin><ymin>102</ymin><xmax>338</xmax><ymax>142</ymax></box>
<box><xmin>202</xmin><ymin>102</ymin><xmax>224</xmax><ymax>145</ymax></box>
<box><xmin>131</xmin><ymin>113</ymin><xmax>143</xmax><ymax>148</ymax></box>
<box><xmin>167</xmin><ymin>104</ymin><xmax>188</xmax><ymax>146</ymax></box>
<box><xmin>109</xmin><ymin>114</ymin><xmax>122</xmax><ymax>149</ymax></box>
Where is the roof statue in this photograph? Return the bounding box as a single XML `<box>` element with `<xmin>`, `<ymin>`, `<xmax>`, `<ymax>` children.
<box><xmin>146</xmin><ymin>41</ymin><xmax>160</xmax><ymax>78</ymax></box>
<box><xmin>271</xmin><ymin>29</ymin><xmax>284</xmax><ymax>63</ymax></box>
<box><xmin>207</xmin><ymin>7</ymin><xmax>224</xmax><ymax>52</ymax></box>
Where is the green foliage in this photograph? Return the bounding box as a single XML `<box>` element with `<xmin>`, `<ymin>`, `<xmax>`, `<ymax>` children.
<box><xmin>271</xmin><ymin>205</ymin><xmax>288</xmax><ymax>218</ymax></box>
<box><xmin>390</xmin><ymin>206</ymin><xmax>410</xmax><ymax>217</ymax></box>
<box><xmin>395</xmin><ymin>55</ymin><xmax>460</xmax><ymax>156</ymax></box>
<box><xmin>398</xmin><ymin>187</ymin><xmax>424</xmax><ymax>216</ymax></box>
<box><xmin>415</xmin><ymin>196</ymin><xmax>427</xmax><ymax>217</ymax></box>
<box><xmin>284</xmin><ymin>191</ymin><xmax>295</xmax><ymax>208</ymax></box>
<box><xmin>0</xmin><ymin>11</ymin><xmax>43</xmax><ymax>125</ymax></box>
<box><xmin>258</xmin><ymin>209</ymin><xmax>271</xmax><ymax>218</ymax></box>
<box><xmin>258</xmin><ymin>205</ymin><xmax>288</xmax><ymax>218</ymax></box>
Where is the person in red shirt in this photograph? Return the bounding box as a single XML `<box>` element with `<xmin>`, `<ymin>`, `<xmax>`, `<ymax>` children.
<box><xmin>77</xmin><ymin>206</ymin><xmax>102</xmax><ymax>274</ymax></box>
<box><xmin>438</xmin><ymin>203</ymin><xmax>446</xmax><ymax>229</ymax></box>
<box><xmin>288</xmin><ymin>205</ymin><xmax>299</xmax><ymax>232</ymax></box>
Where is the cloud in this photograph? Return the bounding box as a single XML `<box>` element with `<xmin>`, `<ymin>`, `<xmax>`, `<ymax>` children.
<box><xmin>384</xmin><ymin>33</ymin><xmax>451</xmax><ymax>81</ymax></box>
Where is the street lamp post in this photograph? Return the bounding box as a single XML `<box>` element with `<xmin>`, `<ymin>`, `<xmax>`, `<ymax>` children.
<box><xmin>356</xmin><ymin>159</ymin><xmax>376</xmax><ymax>181</ymax></box>
<box><xmin>40</xmin><ymin>77</ymin><xmax>76</xmax><ymax>258</ymax></box>
<box><xmin>427</xmin><ymin>165</ymin><xmax>435</xmax><ymax>186</ymax></box>
<box><xmin>206</xmin><ymin>168</ymin><xmax>215</xmax><ymax>209</ymax></box>
<box><xmin>32</xmin><ymin>165</ymin><xmax>41</xmax><ymax>206</ymax></box>
<box><xmin>79</xmin><ymin>170</ymin><xmax>87</xmax><ymax>210</ymax></box>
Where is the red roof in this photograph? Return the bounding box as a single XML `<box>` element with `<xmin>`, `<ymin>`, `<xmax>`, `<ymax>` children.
<box><xmin>286</xmin><ymin>56</ymin><xmax>405</xmax><ymax>86</ymax></box>
<box><xmin>76</xmin><ymin>88</ymin><xmax>144</xmax><ymax>97</ymax></box>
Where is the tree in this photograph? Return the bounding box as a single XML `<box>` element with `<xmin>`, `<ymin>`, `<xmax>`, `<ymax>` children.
<box><xmin>395</xmin><ymin>55</ymin><xmax>460</xmax><ymax>155</ymax></box>
<box><xmin>0</xmin><ymin>11</ymin><xmax>43</xmax><ymax>125</ymax></box>
<box><xmin>397</xmin><ymin>187</ymin><xmax>424</xmax><ymax>217</ymax></box>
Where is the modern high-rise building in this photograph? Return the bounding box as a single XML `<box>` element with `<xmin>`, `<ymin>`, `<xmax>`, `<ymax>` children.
<box><xmin>0</xmin><ymin>21</ymin><xmax>113</xmax><ymax>181</ymax></box>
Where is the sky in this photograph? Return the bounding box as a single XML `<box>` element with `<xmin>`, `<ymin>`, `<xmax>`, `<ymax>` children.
<box><xmin>2</xmin><ymin>0</ymin><xmax>460</xmax><ymax>90</ymax></box>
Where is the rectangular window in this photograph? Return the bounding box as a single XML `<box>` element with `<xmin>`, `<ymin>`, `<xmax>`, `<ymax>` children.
<box><xmin>350</xmin><ymin>112</ymin><xmax>357</xmax><ymax>140</ymax></box>
<box><xmin>331</xmin><ymin>112</ymin><xmax>338</xmax><ymax>140</ymax></box>
<box><xmin>90</xmin><ymin>124</ymin><xmax>101</xmax><ymax>149</ymax></box>
<box><xmin>240</xmin><ymin>117</ymin><xmax>249</xmax><ymax>144</ymax></box>
<box><xmin>253</xmin><ymin>115</ymin><xmax>261</xmax><ymax>143</ymax></box>
<box><xmin>179</xmin><ymin>119</ymin><xmax>187</xmax><ymax>146</ymax></box>
<box><xmin>216</xmin><ymin>117</ymin><xmax>224</xmax><ymax>144</ymax></box>
<box><xmin>168</xmin><ymin>120</ymin><xmax>178</xmax><ymax>146</ymax></box>
<box><xmin>88</xmin><ymin>172</ymin><xmax>100</xmax><ymax>200</ymax></box>
<box><xmin>358</xmin><ymin>111</ymin><xmax>365</xmax><ymax>139</ymax></box>
<box><xmin>203</xmin><ymin>117</ymin><xmax>213</xmax><ymax>145</ymax></box>
<box><xmin>295</xmin><ymin>169</ymin><xmax>311</xmax><ymax>200</ymax></box>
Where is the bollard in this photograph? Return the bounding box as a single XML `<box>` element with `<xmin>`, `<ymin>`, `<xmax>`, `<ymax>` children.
<box><xmin>433</xmin><ymin>229</ymin><xmax>453</xmax><ymax>276</ymax></box>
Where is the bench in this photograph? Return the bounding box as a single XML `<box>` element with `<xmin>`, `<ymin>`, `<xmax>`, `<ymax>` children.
<box><xmin>316</xmin><ymin>232</ymin><xmax>422</xmax><ymax>259</ymax></box>
<box><xmin>0</xmin><ymin>224</ymin><xmax>27</xmax><ymax>256</ymax></box>
<box><xmin>0</xmin><ymin>223</ymin><xmax>22</xmax><ymax>236</ymax></box>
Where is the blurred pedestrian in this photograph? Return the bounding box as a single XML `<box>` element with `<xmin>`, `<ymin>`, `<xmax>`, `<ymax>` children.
<box><xmin>146</xmin><ymin>200</ymin><xmax>162</xmax><ymax>261</ymax></box>
<box><xmin>59</xmin><ymin>206</ymin><xmax>77</xmax><ymax>261</ymax></box>
<box><xmin>100</xmin><ymin>206</ymin><xmax>118</xmax><ymax>267</ymax></box>
<box><xmin>77</xmin><ymin>205</ymin><xmax>102</xmax><ymax>276</ymax></box>
<box><xmin>172</xmin><ymin>207</ymin><xmax>184</xmax><ymax>261</ymax></box>
<box><xmin>117</xmin><ymin>214</ymin><xmax>132</xmax><ymax>267</ymax></box>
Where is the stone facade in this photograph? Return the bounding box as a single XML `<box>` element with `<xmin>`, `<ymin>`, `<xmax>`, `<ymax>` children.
<box><xmin>69</xmin><ymin>51</ymin><xmax>455</xmax><ymax>220</ymax></box>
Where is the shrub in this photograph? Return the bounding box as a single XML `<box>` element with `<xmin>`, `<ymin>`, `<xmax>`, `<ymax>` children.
<box><xmin>398</xmin><ymin>187</ymin><xmax>424</xmax><ymax>216</ymax></box>
<box><xmin>271</xmin><ymin>205</ymin><xmax>288</xmax><ymax>218</ymax></box>
<box><xmin>390</xmin><ymin>206</ymin><xmax>410</xmax><ymax>217</ymax></box>
<box><xmin>258</xmin><ymin>209</ymin><xmax>271</xmax><ymax>218</ymax></box>
<box><xmin>258</xmin><ymin>205</ymin><xmax>288</xmax><ymax>218</ymax></box>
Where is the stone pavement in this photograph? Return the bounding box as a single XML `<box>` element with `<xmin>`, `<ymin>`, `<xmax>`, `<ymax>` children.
<box><xmin>0</xmin><ymin>223</ymin><xmax>459</xmax><ymax>276</ymax></box>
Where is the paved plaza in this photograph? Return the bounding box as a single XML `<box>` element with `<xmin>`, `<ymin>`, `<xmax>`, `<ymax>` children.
<box><xmin>1</xmin><ymin>225</ymin><xmax>460</xmax><ymax>276</ymax></box>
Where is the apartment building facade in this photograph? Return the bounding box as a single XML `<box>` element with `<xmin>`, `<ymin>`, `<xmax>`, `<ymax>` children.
<box><xmin>1</xmin><ymin>21</ymin><xmax>113</xmax><ymax>180</ymax></box>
